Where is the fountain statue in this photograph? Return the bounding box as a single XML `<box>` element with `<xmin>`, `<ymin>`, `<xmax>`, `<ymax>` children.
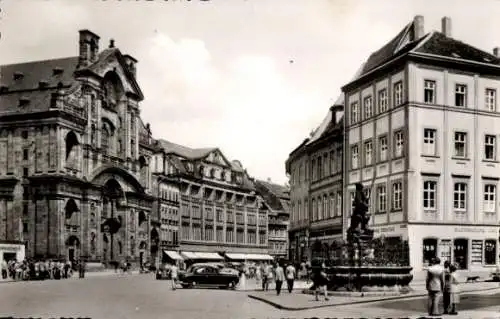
<box><xmin>314</xmin><ymin>182</ymin><xmax>413</xmax><ymax>293</ymax></box>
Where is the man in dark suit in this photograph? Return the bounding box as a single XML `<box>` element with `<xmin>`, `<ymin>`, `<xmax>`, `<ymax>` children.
<box><xmin>426</xmin><ymin>257</ymin><xmax>445</xmax><ymax>316</ymax></box>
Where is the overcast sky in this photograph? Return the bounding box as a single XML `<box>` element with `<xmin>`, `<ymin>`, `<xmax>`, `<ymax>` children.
<box><xmin>1</xmin><ymin>0</ymin><xmax>499</xmax><ymax>184</ymax></box>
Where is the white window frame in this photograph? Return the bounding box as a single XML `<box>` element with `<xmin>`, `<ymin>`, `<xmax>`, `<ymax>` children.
<box><xmin>394</xmin><ymin>81</ymin><xmax>403</xmax><ymax>106</ymax></box>
<box><xmin>364</xmin><ymin>140</ymin><xmax>373</xmax><ymax>166</ymax></box>
<box><xmin>455</xmin><ymin>84</ymin><xmax>467</xmax><ymax>107</ymax></box>
<box><xmin>486</xmin><ymin>88</ymin><xmax>496</xmax><ymax>112</ymax></box>
<box><xmin>423</xmin><ymin>180</ymin><xmax>437</xmax><ymax>210</ymax></box>
<box><xmin>423</xmin><ymin>128</ymin><xmax>437</xmax><ymax>156</ymax></box>
<box><xmin>483</xmin><ymin>184</ymin><xmax>496</xmax><ymax>213</ymax></box>
<box><xmin>377</xmin><ymin>184</ymin><xmax>387</xmax><ymax>213</ymax></box>
<box><xmin>336</xmin><ymin>191</ymin><xmax>342</xmax><ymax>217</ymax></box>
<box><xmin>350</xmin><ymin>102</ymin><xmax>359</xmax><ymax>124</ymax></box>
<box><xmin>392</xmin><ymin>182</ymin><xmax>402</xmax><ymax>211</ymax></box>
<box><xmin>378</xmin><ymin>88</ymin><xmax>388</xmax><ymax>113</ymax></box>
<box><xmin>394</xmin><ymin>131</ymin><xmax>404</xmax><ymax>158</ymax></box>
<box><xmin>351</xmin><ymin>144</ymin><xmax>359</xmax><ymax>169</ymax></box>
<box><xmin>424</xmin><ymin>80</ymin><xmax>436</xmax><ymax>104</ymax></box>
<box><xmin>454</xmin><ymin>132</ymin><xmax>467</xmax><ymax>158</ymax></box>
<box><xmin>379</xmin><ymin>135</ymin><xmax>388</xmax><ymax>161</ymax></box>
<box><xmin>453</xmin><ymin>182</ymin><xmax>467</xmax><ymax>211</ymax></box>
<box><xmin>364</xmin><ymin>96</ymin><xmax>373</xmax><ymax>119</ymax></box>
<box><xmin>484</xmin><ymin>135</ymin><xmax>496</xmax><ymax>161</ymax></box>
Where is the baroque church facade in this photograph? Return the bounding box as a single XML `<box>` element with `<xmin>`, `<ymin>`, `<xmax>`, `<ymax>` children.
<box><xmin>0</xmin><ymin>30</ymin><xmax>158</xmax><ymax>265</ymax></box>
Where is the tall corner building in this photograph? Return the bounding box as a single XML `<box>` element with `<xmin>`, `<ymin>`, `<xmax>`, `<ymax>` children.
<box><xmin>343</xmin><ymin>15</ymin><xmax>500</xmax><ymax>274</ymax></box>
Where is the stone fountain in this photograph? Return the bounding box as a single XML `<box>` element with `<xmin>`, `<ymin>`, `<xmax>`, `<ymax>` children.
<box><xmin>310</xmin><ymin>183</ymin><xmax>413</xmax><ymax>294</ymax></box>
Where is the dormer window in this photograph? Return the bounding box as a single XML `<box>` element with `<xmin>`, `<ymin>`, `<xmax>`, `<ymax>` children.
<box><xmin>19</xmin><ymin>97</ymin><xmax>30</xmax><ymax>107</ymax></box>
<box><xmin>53</xmin><ymin>67</ymin><xmax>64</xmax><ymax>76</ymax></box>
<box><xmin>210</xmin><ymin>168</ymin><xmax>215</xmax><ymax>178</ymax></box>
<box><xmin>38</xmin><ymin>81</ymin><xmax>49</xmax><ymax>88</ymax></box>
<box><xmin>221</xmin><ymin>171</ymin><xmax>226</xmax><ymax>181</ymax></box>
<box><xmin>13</xmin><ymin>72</ymin><xmax>24</xmax><ymax>80</ymax></box>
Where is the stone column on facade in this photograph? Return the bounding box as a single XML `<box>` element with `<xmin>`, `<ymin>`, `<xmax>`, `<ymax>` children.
<box><xmin>80</xmin><ymin>199</ymin><xmax>88</xmax><ymax>259</ymax></box>
<box><xmin>0</xmin><ymin>199</ymin><xmax>6</xmax><ymax>241</ymax></box>
<box><xmin>59</xmin><ymin>199</ymin><xmax>66</xmax><ymax>259</ymax></box>
<box><xmin>6</xmin><ymin>129</ymin><xmax>14</xmax><ymax>174</ymax></box>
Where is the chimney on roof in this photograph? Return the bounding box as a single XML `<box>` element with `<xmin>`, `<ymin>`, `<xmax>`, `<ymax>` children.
<box><xmin>123</xmin><ymin>54</ymin><xmax>138</xmax><ymax>78</ymax></box>
<box><xmin>413</xmin><ymin>15</ymin><xmax>425</xmax><ymax>40</ymax></box>
<box><xmin>267</xmin><ymin>178</ymin><xmax>272</xmax><ymax>183</ymax></box>
<box><xmin>494</xmin><ymin>47</ymin><xmax>500</xmax><ymax>58</ymax></box>
<box><xmin>78</xmin><ymin>30</ymin><xmax>100</xmax><ymax>68</ymax></box>
<box><xmin>441</xmin><ymin>16</ymin><xmax>452</xmax><ymax>38</ymax></box>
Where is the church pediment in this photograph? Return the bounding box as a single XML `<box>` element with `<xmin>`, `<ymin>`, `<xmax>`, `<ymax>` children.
<box><xmin>77</xmin><ymin>48</ymin><xmax>143</xmax><ymax>101</ymax></box>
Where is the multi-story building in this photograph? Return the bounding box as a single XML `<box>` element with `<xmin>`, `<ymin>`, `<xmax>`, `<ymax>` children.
<box><xmin>343</xmin><ymin>15</ymin><xmax>500</xmax><ymax>274</ymax></box>
<box><xmin>151</xmin><ymin>154</ymin><xmax>181</xmax><ymax>266</ymax></box>
<box><xmin>286</xmin><ymin>99</ymin><xmax>344</xmax><ymax>262</ymax></box>
<box><xmin>255</xmin><ymin>179</ymin><xmax>290</xmax><ymax>260</ymax></box>
<box><xmin>0</xmin><ymin>30</ymin><xmax>158</xmax><ymax>267</ymax></box>
<box><xmin>152</xmin><ymin>140</ymin><xmax>272</xmax><ymax>262</ymax></box>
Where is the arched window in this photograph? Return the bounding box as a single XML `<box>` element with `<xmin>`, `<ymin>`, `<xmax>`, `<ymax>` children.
<box><xmin>90</xmin><ymin>124</ymin><xmax>97</xmax><ymax>145</ymax></box>
<box><xmin>138</xmin><ymin>211</ymin><xmax>146</xmax><ymax>226</ymax></box>
<box><xmin>130</xmin><ymin>236</ymin><xmax>135</xmax><ymax>255</ymax></box>
<box><xmin>65</xmin><ymin>131</ymin><xmax>79</xmax><ymax>160</ymax></box>
<box><xmin>101</xmin><ymin>125</ymin><xmax>109</xmax><ymax>154</ymax></box>
<box><xmin>65</xmin><ymin>199</ymin><xmax>79</xmax><ymax>220</ymax></box>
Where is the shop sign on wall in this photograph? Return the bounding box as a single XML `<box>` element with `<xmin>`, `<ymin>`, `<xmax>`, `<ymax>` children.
<box><xmin>454</xmin><ymin>227</ymin><xmax>497</xmax><ymax>234</ymax></box>
<box><xmin>0</xmin><ymin>244</ymin><xmax>22</xmax><ymax>252</ymax></box>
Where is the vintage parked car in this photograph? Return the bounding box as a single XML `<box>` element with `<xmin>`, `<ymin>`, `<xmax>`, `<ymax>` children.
<box><xmin>178</xmin><ymin>264</ymin><xmax>239</xmax><ymax>289</ymax></box>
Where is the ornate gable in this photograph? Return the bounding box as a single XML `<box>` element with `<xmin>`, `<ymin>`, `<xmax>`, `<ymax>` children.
<box><xmin>204</xmin><ymin>149</ymin><xmax>232</xmax><ymax>168</ymax></box>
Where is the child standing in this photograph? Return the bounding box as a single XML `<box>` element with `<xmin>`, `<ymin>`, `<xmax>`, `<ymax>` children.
<box><xmin>449</xmin><ymin>263</ymin><xmax>460</xmax><ymax>315</ymax></box>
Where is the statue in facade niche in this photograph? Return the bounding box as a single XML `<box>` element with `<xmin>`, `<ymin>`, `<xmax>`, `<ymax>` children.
<box><xmin>347</xmin><ymin>183</ymin><xmax>374</xmax><ymax>241</ymax></box>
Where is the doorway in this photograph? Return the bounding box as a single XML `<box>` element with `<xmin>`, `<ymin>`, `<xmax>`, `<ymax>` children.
<box><xmin>454</xmin><ymin>238</ymin><xmax>468</xmax><ymax>270</ymax></box>
<box><xmin>139</xmin><ymin>252</ymin><xmax>144</xmax><ymax>269</ymax></box>
<box><xmin>69</xmin><ymin>248</ymin><xmax>75</xmax><ymax>263</ymax></box>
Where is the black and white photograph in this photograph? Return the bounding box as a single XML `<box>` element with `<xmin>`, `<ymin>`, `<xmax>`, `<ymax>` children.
<box><xmin>1</xmin><ymin>0</ymin><xmax>500</xmax><ymax>318</ymax></box>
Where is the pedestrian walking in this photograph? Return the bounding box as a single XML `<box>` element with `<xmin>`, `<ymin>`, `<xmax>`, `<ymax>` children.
<box><xmin>285</xmin><ymin>262</ymin><xmax>296</xmax><ymax>293</ymax></box>
<box><xmin>1</xmin><ymin>259</ymin><xmax>7</xmax><ymax>279</ymax></box>
<box><xmin>314</xmin><ymin>263</ymin><xmax>329</xmax><ymax>301</ymax></box>
<box><xmin>448</xmin><ymin>263</ymin><xmax>460</xmax><ymax>315</ymax></box>
<box><xmin>443</xmin><ymin>260</ymin><xmax>451</xmax><ymax>314</ymax></box>
<box><xmin>170</xmin><ymin>263</ymin><xmax>178</xmax><ymax>290</ymax></box>
<box><xmin>274</xmin><ymin>263</ymin><xmax>285</xmax><ymax>296</ymax></box>
<box><xmin>426</xmin><ymin>257</ymin><xmax>445</xmax><ymax>316</ymax></box>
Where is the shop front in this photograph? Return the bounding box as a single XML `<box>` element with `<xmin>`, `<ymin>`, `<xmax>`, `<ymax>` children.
<box><xmin>408</xmin><ymin>224</ymin><xmax>499</xmax><ymax>273</ymax></box>
<box><xmin>0</xmin><ymin>241</ymin><xmax>25</xmax><ymax>265</ymax></box>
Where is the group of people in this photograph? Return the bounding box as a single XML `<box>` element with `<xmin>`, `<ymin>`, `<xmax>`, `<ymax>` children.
<box><xmin>426</xmin><ymin>257</ymin><xmax>460</xmax><ymax>316</ymax></box>
<box><xmin>1</xmin><ymin>259</ymin><xmax>87</xmax><ymax>281</ymax></box>
<box><xmin>253</xmin><ymin>261</ymin><xmax>297</xmax><ymax>295</ymax></box>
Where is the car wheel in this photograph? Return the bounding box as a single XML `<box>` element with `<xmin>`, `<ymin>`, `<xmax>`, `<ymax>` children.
<box><xmin>229</xmin><ymin>281</ymin><xmax>237</xmax><ymax>290</ymax></box>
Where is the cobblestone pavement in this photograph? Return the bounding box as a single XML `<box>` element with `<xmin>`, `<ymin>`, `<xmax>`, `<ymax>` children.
<box><xmin>0</xmin><ymin>274</ymin><xmax>499</xmax><ymax>319</ymax></box>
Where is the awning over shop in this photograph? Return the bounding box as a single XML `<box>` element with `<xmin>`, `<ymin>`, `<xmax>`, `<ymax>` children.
<box><xmin>181</xmin><ymin>251</ymin><xmax>198</xmax><ymax>259</ymax></box>
<box><xmin>194</xmin><ymin>252</ymin><xmax>223</xmax><ymax>260</ymax></box>
<box><xmin>225</xmin><ymin>253</ymin><xmax>248</xmax><ymax>260</ymax></box>
<box><xmin>181</xmin><ymin>251</ymin><xmax>224</xmax><ymax>260</ymax></box>
<box><xmin>244</xmin><ymin>254</ymin><xmax>274</xmax><ymax>261</ymax></box>
<box><xmin>164</xmin><ymin>250</ymin><xmax>183</xmax><ymax>260</ymax></box>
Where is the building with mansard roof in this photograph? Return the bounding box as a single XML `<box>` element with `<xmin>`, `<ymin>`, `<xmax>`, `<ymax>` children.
<box><xmin>343</xmin><ymin>15</ymin><xmax>500</xmax><ymax>276</ymax></box>
<box><xmin>151</xmin><ymin>139</ymin><xmax>272</xmax><ymax>263</ymax></box>
<box><xmin>0</xmin><ymin>30</ymin><xmax>158</xmax><ymax>268</ymax></box>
